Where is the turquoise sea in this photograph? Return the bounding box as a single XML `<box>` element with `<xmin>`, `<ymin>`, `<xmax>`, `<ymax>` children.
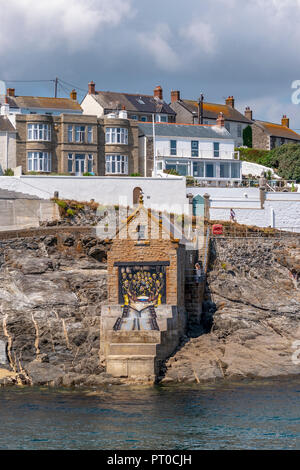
<box><xmin>1</xmin><ymin>378</ymin><xmax>300</xmax><ymax>450</ymax></box>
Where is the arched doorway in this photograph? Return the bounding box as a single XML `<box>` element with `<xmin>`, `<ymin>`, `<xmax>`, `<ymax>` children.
<box><xmin>133</xmin><ymin>187</ymin><xmax>143</xmax><ymax>205</ymax></box>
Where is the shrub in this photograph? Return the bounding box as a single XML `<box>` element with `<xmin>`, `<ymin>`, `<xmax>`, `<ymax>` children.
<box><xmin>163</xmin><ymin>169</ymin><xmax>180</xmax><ymax>176</ymax></box>
<box><xmin>237</xmin><ymin>147</ymin><xmax>273</xmax><ymax>167</ymax></box>
<box><xmin>268</xmin><ymin>144</ymin><xmax>300</xmax><ymax>182</ymax></box>
<box><xmin>3</xmin><ymin>168</ymin><xmax>14</xmax><ymax>176</ymax></box>
<box><xmin>243</xmin><ymin>125</ymin><xmax>252</xmax><ymax>148</ymax></box>
<box><xmin>83</xmin><ymin>172</ymin><xmax>93</xmax><ymax>176</ymax></box>
<box><xmin>130</xmin><ymin>173</ymin><xmax>141</xmax><ymax>177</ymax></box>
<box><xmin>66</xmin><ymin>208</ymin><xmax>75</xmax><ymax>217</ymax></box>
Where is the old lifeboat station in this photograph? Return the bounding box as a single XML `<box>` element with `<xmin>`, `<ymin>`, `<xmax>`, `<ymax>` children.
<box><xmin>100</xmin><ymin>197</ymin><xmax>207</xmax><ymax>382</ymax></box>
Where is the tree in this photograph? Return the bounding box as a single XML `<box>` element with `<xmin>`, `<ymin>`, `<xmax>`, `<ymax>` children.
<box><xmin>243</xmin><ymin>125</ymin><xmax>252</xmax><ymax>148</ymax></box>
<box><xmin>269</xmin><ymin>143</ymin><xmax>300</xmax><ymax>182</ymax></box>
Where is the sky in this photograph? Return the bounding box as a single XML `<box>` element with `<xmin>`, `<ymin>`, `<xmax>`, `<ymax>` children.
<box><xmin>1</xmin><ymin>0</ymin><xmax>300</xmax><ymax>129</ymax></box>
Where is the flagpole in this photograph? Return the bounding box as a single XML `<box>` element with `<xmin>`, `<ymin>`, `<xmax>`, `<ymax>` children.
<box><xmin>152</xmin><ymin>113</ymin><xmax>156</xmax><ymax>177</ymax></box>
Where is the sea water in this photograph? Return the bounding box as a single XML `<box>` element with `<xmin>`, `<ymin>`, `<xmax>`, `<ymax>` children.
<box><xmin>0</xmin><ymin>378</ymin><xmax>300</xmax><ymax>450</ymax></box>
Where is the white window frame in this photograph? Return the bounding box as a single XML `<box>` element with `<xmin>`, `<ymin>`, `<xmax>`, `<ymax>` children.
<box><xmin>87</xmin><ymin>126</ymin><xmax>93</xmax><ymax>143</ymax></box>
<box><xmin>105</xmin><ymin>155</ymin><xmax>128</xmax><ymax>175</ymax></box>
<box><xmin>27</xmin><ymin>152</ymin><xmax>52</xmax><ymax>172</ymax></box>
<box><xmin>105</xmin><ymin>127</ymin><xmax>128</xmax><ymax>145</ymax></box>
<box><xmin>75</xmin><ymin>125</ymin><xmax>85</xmax><ymax>143</ymax></box>
<box><xmin>28</xmin><ymin>123</ymin><xmax>51</xmax><ymax>141</ymax></box>
<box><xmin>87</xmin><ymin>154</ymin><xmax>93</xmax><ymax>173</ymax></box>
<box><xmin>68</xmin><ymin>125</ymin><xmax>73</xmax><ymax>142</ymax></box>
<box><xmin>68</xmin><ymin>153</ymin><xmax>73</xmax><ymax>173</ymax></box>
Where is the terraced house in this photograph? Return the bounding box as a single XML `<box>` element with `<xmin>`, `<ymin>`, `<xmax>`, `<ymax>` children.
<box><xmin>169</xmin><ymin>91</ymin><xmax>252</xmax><ymax>147</ymax></box>
<box><xmin>251</xmin><ymin>113</ymin><xmax>300</xmax><ymax>150</ymax></box>
<box><xmin>81</xmin><ymin>81</ymin><xmax>176</xmax><ymax>123</ymax></box>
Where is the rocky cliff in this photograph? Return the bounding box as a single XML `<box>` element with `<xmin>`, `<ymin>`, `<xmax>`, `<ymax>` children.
<box><xmin>1</xmin><ymin>230</ymin><xmax>300</xmax><ymax>387</ymax></box>
<box><xmin>0</xmin><ymin>233</ymin><xmax>121</xmax><ymax>387</ymax></box>
<box><xmin>162</xmin><ymin>237</ymin><xmax>300</xmax><ymax>384</ymax></box>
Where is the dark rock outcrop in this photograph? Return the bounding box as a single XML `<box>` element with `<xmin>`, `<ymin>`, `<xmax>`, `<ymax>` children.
<box><xmin>163</xmin><ymin>238</ymin><xmax>300</xmax><ymax>384</ymax></box>
<box><xmin>0</xmin><ymin>235</ymin><xmax>112</xmax><ymax>387</ymax></box>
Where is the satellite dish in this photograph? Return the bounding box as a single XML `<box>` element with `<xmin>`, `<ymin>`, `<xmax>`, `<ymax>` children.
<box><xmin>0</xmin><ymin>81</ymin><xmax>6</xmax><ymax>95</ymax></box>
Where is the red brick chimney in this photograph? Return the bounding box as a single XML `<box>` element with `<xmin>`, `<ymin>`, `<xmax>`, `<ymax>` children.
<box><xmin>154</xmin><ymin>86</ymin><xmax>163</xmax><ymax>100</ymax></box>
<box><xmin>245</xmin><ymin>106</ymin><xmax>253</xmax><ymax>121</ymax></box>
<box><xmin>7</xmin><ymin>88</ymin><xmax>15</xmax><ymax>97</ymax></box>
<box><xmin>216</xmin><ymin>112</ymin><xmax>225</xmax><ymax>127</ymax></box>
<box><xmin>70</xmin><ymin>89</ymin><xmax>77</xmax><ymax>100</ymax></box>
<box><xmin>282</xmin><ymin>115</ymin><xmax>290</xmax><ymax>128</ymax></box>
<box><xmin>225</xmin><ymin>96</ymin><xmax>235</xmax><ymax>108</ymax></box>
<box><xmin>171</xmin><ymin>90</ymin><xmax>180</xmax><ymax>103</ymax></box>
<box><xmin>88</xmin><ymin>81</ymin><xmax>95</xmax><ymax>95</ymax></box>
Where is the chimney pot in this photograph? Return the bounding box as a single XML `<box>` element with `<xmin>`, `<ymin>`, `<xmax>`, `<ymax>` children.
<box><xmin>7</xmin><ymin>88</ymin><xmax>15</xmax><ymax>97</ymax></box>
<box><xmin>154</xmin><ymin>86</ymin><xmax>163</xmax><ymax>100</ymax></box>
<box><xmin>225</xmin><ymin>96</ymin><xmax>235</xmax><ymax>108</ymax></box>
<box><xmin>282</xmin><ymin>115</ymin><xmax>290</xmax><ymax>128</ymax></box>
<box><xmin>70</xmin><ymin>89</ymin><xmax>77</xmax><ymax>100</ymax></box>
<box><xmin>245</xmin><ymin>106</ymin><xmax>253</xmax><ymax>121</ymax></box>
<box><xmin>88</xmin><ymin>81</ymin><xmax>95</xmax><ymax>95</ymax></box>
<box><xmin>171</xmin><ymin>90</ymin><xmax>180</xmax><ymax>103</ymax></box>
<box><xmin>216</xmin><ymin>112</ymin><xmax>225</xmax><ymax>127</ymax></box>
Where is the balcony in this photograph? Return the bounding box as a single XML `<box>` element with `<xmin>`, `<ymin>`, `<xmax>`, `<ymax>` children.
<box><xmin>156</xmin><ymin>150</ymin><xmax>240</xmax><ymax>160</ymax></box>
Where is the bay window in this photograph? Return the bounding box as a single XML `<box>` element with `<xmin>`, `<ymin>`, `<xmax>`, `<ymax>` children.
<box><xmin>105</xmin><ymin>155</ymin><xmax>128</xmax><ymax>174</ymax></box>
<box><xmin>105</xmin><ymin>127</ymin><xmax>128</xmax><ymax>144</ymax></box>
<box><xmin>27</xmin><ymin>152</ymin><xmax>51</xmax><ymax>172</ymax></box>
<box><xmin>28</xmin><ymin>123</ymin><xmax>51</xmax><ymax>141</ymax></box>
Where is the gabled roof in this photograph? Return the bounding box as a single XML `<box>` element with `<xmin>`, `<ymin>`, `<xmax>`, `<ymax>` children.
<box><xmin>138</xmin><ymin>121</ymin><xmax>234</xmax><ymax>140</ymax></box>
<box><xmin>254</xmin><ymin>120</ymin><xmax>300</xmax><ymax>141</ymax></box>
<box><xmin>179</xmin><ymin>99</ymin><xmax>252</xmax><ymax>124</ymax></box>
<box><xmin>116</xmin><ymin>203</ymin><xmax>186</xmax><ymax>243</ymax></box>
<box><xmin>3</xmin><ymin>95</ymin><xmax>82</xmax><ymax>112</ymax></box>
<box><xmin>89</xmin><ymin>90</ymin><xmax>176</xmax><ymax>116</ymax></box>
<box><xmin>0</xmin><ymin>116</ymin><xmax>16</xmax><ymax>132</ymax></box>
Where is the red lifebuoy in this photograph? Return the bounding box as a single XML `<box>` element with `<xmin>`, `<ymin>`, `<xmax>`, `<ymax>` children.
<box><xmin>212</xmin><ymin>224</ymin><xmax>223</xmax><ymax>235</ymax></box>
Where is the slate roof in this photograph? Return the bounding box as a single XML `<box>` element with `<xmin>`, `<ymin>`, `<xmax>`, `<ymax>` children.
<box><xmin>179</xmin><ymin>99</ymin><xmax>252</xmax><ymax>124</ymax></box>
<box><xmin>90</xmin><ymin>90</ymin><xmax>176</xmax><ymax>116</ymax></box>
<box><xmin>1</xmin><ymin>95</ymin><xmax>82</xmax><ymax>112</ymax></box>
<box><xmin>138</xmin><ymin>122</ymin><xmax>234</xmax><ymax>140</ymax></box>
<box><xmin>0</xmin><ymin>116</ymin><xmax>16</xmax><ymax>132</ymax></box>
<box><xmin>254</xmin><ymin>120</ymin><xmax>300</xmax><ymax>141</ymax></box>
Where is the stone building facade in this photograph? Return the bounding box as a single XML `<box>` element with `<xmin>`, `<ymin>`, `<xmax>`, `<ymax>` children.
<box><xmin>13</xmin><ymin>113</ymin><xmax>139</xmax><ymax>176</ymax></box>
<box><xmin>251</xmin><ymin>116</ymin><xmax>300</xmax><ymax>150</ymax></box>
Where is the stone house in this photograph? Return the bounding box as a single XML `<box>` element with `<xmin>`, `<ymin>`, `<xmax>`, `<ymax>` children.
<box><xmin>250</xmin><ymin>114</ymin><xmax>300</xmax><ymax>150</ymax></box>
<box><xmin>81</xmin><ymin>81</ymin><xmax>176</xmax><ymax>123</ymax></box>
<box><xmin>170</xmin><ymin>91</ymin><xmax>252</xmax><ymax>147</ymax></box>
<box><xmin>138</xmin><ymin>114</ymin><xmax>242</xmax><ymax>185</ymax></box>
<box><xmin>8</xmin><ymin>108</ymin><xmax>138</xmax><ymax>175</ymax></box>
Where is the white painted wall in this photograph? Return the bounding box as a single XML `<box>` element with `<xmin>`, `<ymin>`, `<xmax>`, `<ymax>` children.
<box><xmin>81</xmin><ymin>94</ymin><xmax>104</xmax><ymax>118</ymax></box>
<box><xmin>155</xmin><ymin>137</ymin><xmax>235</xmax><ymax>159</ymax></box>
<box><xmin>188</xmin><ymin>187</ymin><xmax>300</xmax><ymax>231</ymax></box>
<box><xmin>0</xmin><ymin>176</ymin><xmax>189</xmax><ymax>213</ymax></box>
<box><xmin>0</xmin><ymin>132</ymin><xmax>16</xmax><ymax>174</ymax></box>
<box><xmin>242</xmin><ymin>161</ymin><xmax>279</xmax><ymax>178</ymax></box>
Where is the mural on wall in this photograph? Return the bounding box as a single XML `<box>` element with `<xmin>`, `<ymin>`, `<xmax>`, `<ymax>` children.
<box><xmin>118</xmin><ymin>265</ymin><xmax>166</xmax><ymax>306</ymax></box>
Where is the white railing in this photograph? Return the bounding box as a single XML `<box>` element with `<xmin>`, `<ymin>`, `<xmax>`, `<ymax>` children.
<box><xmin>156</xmin><ymin>150</ymin><xmax>239</xmax><ymax>160</ymax></box>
